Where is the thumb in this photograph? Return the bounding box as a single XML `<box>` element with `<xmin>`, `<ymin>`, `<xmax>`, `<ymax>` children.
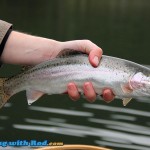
<box><xmin>62</xmin><ymin>40</ymin><xmax>103</xmax><ymax>67</ymax></box>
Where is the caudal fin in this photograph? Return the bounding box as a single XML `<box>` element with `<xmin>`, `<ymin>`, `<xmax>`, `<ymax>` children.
<box><xmin>0</xmin><ymin>78</ymin><xmax>10</xmax><ymax>109</ymax></box>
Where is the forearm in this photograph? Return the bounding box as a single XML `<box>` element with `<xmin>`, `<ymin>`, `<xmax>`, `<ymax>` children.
<box><xmin>1</xmin><ymin>31</ymin><xmax>59</xmax><ymax>65</ymax></box>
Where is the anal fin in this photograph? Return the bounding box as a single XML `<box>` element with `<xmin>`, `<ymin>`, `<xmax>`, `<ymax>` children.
<box><xmin>56</xmin><ymin>49</ymin><xmax>85</xmax><ymax>58</ymax></box>
<box><xmin>22</xmin><ymin>65</ymin><xmax>34</xmax><ymax>72</ymax></box>
<box><xmin>26</xmin><ymin>90</ymin><xmax>44</xmax><ymax>105</ymax></box>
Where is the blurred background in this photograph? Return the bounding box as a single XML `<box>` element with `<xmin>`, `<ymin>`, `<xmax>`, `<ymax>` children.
<box><xmin>0</xmin><ymin>0</ymin><xmax>150</xmax><ymax>149</ymax></box>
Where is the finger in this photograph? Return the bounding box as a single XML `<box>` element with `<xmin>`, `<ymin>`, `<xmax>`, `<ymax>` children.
<box><xmin>67</xmin><ymin>83</ymin><xmax>80</xmax><ymax>101</ymax></box>
<box><xmin>62</xmin><ymin>40</ymin><xmax>103</xmax><ymax>67</ymax></box>
<box><xmin>83</xmin><ymin>82</ymin><xmax>96</xmax><ymax>102</ymax></box>
<box><xmin>102</xmin><ymin>89</ymin><xmax>115</xmax><ymax>103</ymax></box>
<box><xmin>89</xmin><ymin>47</ymin><xmax>103</xmax><ymax>67</ymax></box>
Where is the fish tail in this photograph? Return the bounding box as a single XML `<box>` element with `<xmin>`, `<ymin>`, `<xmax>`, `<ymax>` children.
<box><xmin>0</xmin><ymin>78</ymin><xmax>10</xmax><ymax>109</ymax></box>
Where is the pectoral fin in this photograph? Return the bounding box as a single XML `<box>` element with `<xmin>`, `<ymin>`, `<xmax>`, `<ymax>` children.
<box><xmin>122</xmin><ymin>98</ymin><xmax>132</xmax><ymax>106</ymax></box>
<box><xmin>26</xmin><ymin>90</ymin><xmax>44</xmax><ymax>105</ymax></box>
<box><xmin>121</xmin><ymin>84</ymin><xmax>133</xmax><ymax>94</ymax></box>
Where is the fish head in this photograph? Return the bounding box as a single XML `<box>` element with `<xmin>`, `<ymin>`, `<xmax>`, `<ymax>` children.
<box><xmin>130</xmin><ymin>72</ymin><xmax>150</xmax><ymax>96</ymax></box>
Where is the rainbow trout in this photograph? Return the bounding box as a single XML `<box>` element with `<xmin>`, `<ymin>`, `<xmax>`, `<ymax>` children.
<box><xmin>0</xmin><ymin>50</ymin><xmax>150</xmax><ymax>109</ymax></box>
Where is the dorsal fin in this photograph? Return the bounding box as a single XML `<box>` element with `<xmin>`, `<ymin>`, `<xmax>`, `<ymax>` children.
<box><xmin>56</xmin><ymin>49</ymin><xmax>86</xmax><ymax>58</ymax></box>
<box><xmin>21</xmin><ymin>65</ymin><xmax>34</xmax><ymax>72</ymax></box>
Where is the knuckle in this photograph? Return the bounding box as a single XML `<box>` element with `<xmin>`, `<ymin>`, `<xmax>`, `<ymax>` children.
<box><xmin>69</xmin><ymin>92</ymin><xmax>80</xmax><ymax>99</ymax></box>
<box><xmin>96</xmin><ymin>47</ymin><xmax>103</xmax><ymax>55</ymax></box>
<box><xmin>86</xmin><ymin>95</ymin><xmax>96</xmax><ymax>101</ymax></box>
<box><xmin>103</xmin><ymin>95</ymin><xmax>114</xmax><ymax>102</ymax></box>
<box><xmin>98</xmin><ymin>47</ymin><xmax>103</xmax><ymax>53</ymax></box>
<box><xmin>70</xmin><ymin>92</ymin><xmax>77</xmax><ymax>97</ymax></box>
<box><xmin>87</xmin><ymin>98</ymin><xmax>96</xmax><ymax>102</ymax></box>
<box><xmin>71</xmin><ymin>95</ymin><xmax>80</xmax><ymax>101</ymax></box>
<box><xmin>83</xmin><ymin>39</ymin><xmax>92</xmax><ymax>44</ymax></box>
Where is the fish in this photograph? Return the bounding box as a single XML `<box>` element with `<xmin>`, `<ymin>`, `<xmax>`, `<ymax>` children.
<box><xmin>0</xmin><ymin>49</ymin><xmax>150</xmax><ymax>109</ymax></box>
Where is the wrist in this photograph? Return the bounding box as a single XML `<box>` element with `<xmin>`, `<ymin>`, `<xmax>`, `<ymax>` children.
<box><xmin>31</xmin><ymin>37</ymin><xmax>60</xmax><ymax>64</ymax></box>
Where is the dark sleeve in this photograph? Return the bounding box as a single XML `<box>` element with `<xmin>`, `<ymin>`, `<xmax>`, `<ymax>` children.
<box><xmin>0</xmin><ymin>20</ymin><xmax>13</xmax><ymax>65</ymax></box>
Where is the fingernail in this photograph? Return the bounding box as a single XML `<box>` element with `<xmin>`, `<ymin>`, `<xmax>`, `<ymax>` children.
<box><xmin>93</xmin><ymin>56</ymin><xmax>99</xmax><ymax>66</ymax></box>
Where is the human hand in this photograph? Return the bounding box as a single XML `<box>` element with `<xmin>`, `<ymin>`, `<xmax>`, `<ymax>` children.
<box><xmin>57</xmin><ymin>40</ymin><xmax>115</xmax><ymax>103</ymax></box>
